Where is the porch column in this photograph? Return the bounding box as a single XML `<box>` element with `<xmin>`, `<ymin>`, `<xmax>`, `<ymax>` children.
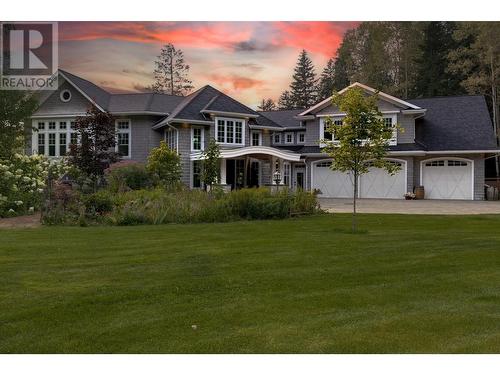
<box><xmin>220</xmin><ymin>159</ymin><xmax>227</xmax><ymax>185</ymax></box>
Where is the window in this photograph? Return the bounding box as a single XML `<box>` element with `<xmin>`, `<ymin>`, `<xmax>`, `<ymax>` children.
<box><xmin>48</xmin><ymin>133</ymin><xmax>56</xmax><ymax>156</ymax></box>
<box><xmin>283</xmin><ymin>162</ymin><xmax>291</xmax><ymax>186</ymax></box>
<box><xmin>251</xmin><ymin>131</ymin><xmax>261</xmax><ymax>146</ymax></box>
<box><xmin>38</xmin><ymin>133</ymin><xmax>45</xmax><ymax>155</ymax></box>
<box><xmin>215</xmin><ymin>118</ymin><xmax>245</xmax><ymax>145</ymax></box>
<box><xmin>448</xmin><ymin>160</ymin><xmax>467</xmax><ymax>166</ymax></box>
<box><xmin>117</xmin><ymin>133</ymin><xmax>129</xmax><ymax>157</ymax></box>
<box><xmin>298</xmin><ymin>132</ymin><xmax>305</xmax><ymax>144</ymax></box>
<box><xmin>116</xmin><ymin>120</ymin><xmax>131</xmax><ymax>158</ymax></box>
<box><xmin>384</xmin><ymin>115</ymin><xmax>397</xmax><ymax>145</ymax></box>
<box><xmin>60</xmin><ymin>90</ymin><xmax>72</xmax><ymax>102</ymax></box>
<box><xmin>192</xmin><ymin>127</ymin><xmax>204</xmax><ymax>151</ymax></box>
<box><xmin>59</xmin><ymin>133</ymin><xmax>67</xmax><ymax>156</ymax></box>
<box><xmin>316</xmin><ymin>161</ymin><xmax>332</xmax><ymax>168</ymax></box>
<box><xmin>192</xmin><ymin>160</ymin><xmax>202</xmax><ymax>188</ymax></box>
<box><xmin>273</xmin><ymin>133</ymin><xmax>281</xmax><ymax>144</ymax></box>
<box><xmin>37</xmin><ymin>122</ymin><xmax>45</xmax><ymax>130</ymax></box>
<box><xmin>320</xmin><ymin>117</ymin><xmax>343</xmax><ymax>143</ymax></box>
<box><xmin>226</xmin><ymin>121</ymin><xmax>234</xmax><ymax>143</ymax></box>
<box><xmin>165</xmin><ymin>127</ymin><xmax>177</xmax><ymax>151</ymax></box>
<box><xmin>59</xmin><ymin>121</ymin><xmax>67</xmax><ymax>130</ymax></box>
<box><xmin>70</xmin><ymin>132</ymin><xmax>78</xmax><ymax>145</ymax></box>
<box><xmin>48</xmin><ymin>121</ymin><xmax>56</xmax><ymax>130</ymax></box>
<box><xmin>425</xmin><ymin>160</ymin><xmax>445</xmax><ymax>167</ymax></box>
<box><xmin>70</xmin><ymin>121</ymin><xmax>76</xmax><ymax>130</ymax></box>
<box><xmin>285</xmin><ymin>132</ymin><xmax>293</xmax><ymax>144</ymax></box>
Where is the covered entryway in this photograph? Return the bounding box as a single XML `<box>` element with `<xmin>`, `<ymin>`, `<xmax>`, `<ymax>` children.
<box><xmin>421</xmin><ymin>158</ymin><xmax>473</xmax><ymax>200</ymax></box>
<box><xmin>312</xmin><ymin>160</ymin><xmax>354</xmax><ymax>198</ymax></box>
<box><xmin>359</xmin><ymin>160</ymin><xmax>406</xmax><ymax>199</ymax></box>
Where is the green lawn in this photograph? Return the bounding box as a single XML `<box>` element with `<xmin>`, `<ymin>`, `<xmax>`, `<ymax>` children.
<box><xmin>1</xmin><ymin>214</ymin><xmax>500</xmax><ymax>353</ymax></box>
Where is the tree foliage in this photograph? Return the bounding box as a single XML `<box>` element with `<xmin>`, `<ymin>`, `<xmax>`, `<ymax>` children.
<box><xmin>322</xmin><ymin>87</ymin><xmax>399</xmax><ymax>231</ymax></box>
<box><xmin>277</xmin><ymin>90</ymin><xmax>295</xmax><ymax>110</ymax></box>
<box><xmin>290</xmin><ymin>50</ymin><xmax>318</xmax><ymax>108</ymax></box>
<box><xmin>151</xmin><ymin>43</ymin><xmax>194</xmax><ymax>96</ymax></box>
<box><xmin>318</xmin><ymin>58</ymin><xmax>336</xmax><ymax>100</ymax></box>
<box><xmin>0</xmin><ymin>91</ymin><xmax>38</xmax><ymax>160</ymax></box>
<box><xmin>257</xmin><ymin>98</ymin><xmax>277</xmax><ymax>111</ymax></box>
<box><xmin>201</xmin><ymin>138</ymin><xmax>221</xmax><ymax>187</ymax></box>
<box><xmin>68</xmin><ymin>106</ymin><xmax>118</xmax><ymax>186</ymax></box>
<box><xmin>146</xmin><ymin>141</ymin><xmax>182</xmax><ymax>188</ymax></box>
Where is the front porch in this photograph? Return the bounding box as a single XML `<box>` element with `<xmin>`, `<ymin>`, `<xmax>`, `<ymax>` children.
<box><xmin>192</xmin><ymin>146</ymin><xmax>306</xmax><ymax>190</ymax></box>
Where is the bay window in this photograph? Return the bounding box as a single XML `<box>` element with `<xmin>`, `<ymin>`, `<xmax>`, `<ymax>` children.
<box><xmin>216</xmin><ymin>117</ymin><xmax>245</xmax><ymax>145</ymax></box>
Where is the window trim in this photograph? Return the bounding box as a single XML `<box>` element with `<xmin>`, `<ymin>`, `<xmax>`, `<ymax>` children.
<box><xmin>215</xmin><ymin>117</ymin><xmax>246</xmax><ymax>146</ymax></box>
<box><xmin>319</xmin><ymin>116</ymin><xmax>343</xmax><ymax>146</ymax></box>
<box><xmin>60</xmin><ymin>89</ymin><xmax>72</xmax><ymax>103</ymax></box>
<box><xmin>273</xmin><ymin>132</ymin><xmax>281</xmax><ymax>144</ymax></box>
<box><xmin>165</xmin><ymin>126</ymin><xmax>178</xmax><ymax>152</ymax></box>
<box><xmin>297</xmin><ymin>132</ymin><xmax>306</xmax><ymax>144</ymax></box>
<box><xmin>115</xmin><ymin>119</ymin><xmax>132</xmax><ymax>159</ymax></box>
<box><xmin>191</xmin><ymin>126</ymin><xmax>205</xmax><ymax>151</ymax></box>
<box><xmin>284</xmin><ymin>132</ymin><xmax>294</xmax><ymax>144</ymax></box>
<box><xmin>251</xmin><ymin>130</ymin><xmax>262</xmax><ymax>146</ymax></box>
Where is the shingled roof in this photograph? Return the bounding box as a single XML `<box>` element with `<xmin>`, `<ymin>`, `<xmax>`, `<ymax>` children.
<box><xmin>409</xmin><ymin>95</ymin><xmax>497</xmax><ymax>151</ymax></box>
<box><xmin>258</xmin><ymin>109</ymin><xmax>305</xmax><ymax>128</ymax></box>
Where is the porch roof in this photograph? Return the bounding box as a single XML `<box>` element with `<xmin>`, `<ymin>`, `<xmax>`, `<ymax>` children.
<box><xmin>191</xmin><ymin>146</ymin><xmax>302</xmax><ymax>162</ymax></box>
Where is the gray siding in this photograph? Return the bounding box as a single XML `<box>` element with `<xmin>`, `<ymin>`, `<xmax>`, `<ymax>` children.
<box><xmin>123</xmin><ymin>115</ymin><xmax>163</xmax><ymax>163</ymax></box>
<box><xmin>34</xmin><ymin>81</ymin><xmax>91</xmax><ymax>116</ymax></box>
<box><xmin>397</xmin><ymin>114</ymin><xmax>415</xmax><ymax>144</ymax></box>
<box><xmin>176</xmin><ymin>125</ymin><xmax>192</xmax><ymax>186</ymax></box>
<box><xmin>305</xmin><ymin>118</ymin><xmax>320</xmax><ymax>147</ymax></box>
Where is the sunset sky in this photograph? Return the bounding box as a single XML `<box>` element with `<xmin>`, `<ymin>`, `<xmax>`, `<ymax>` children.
<box><xmin>58</xmin><ymin>21</ymin><xmax>359</xmax><ymax>108</ymax></box>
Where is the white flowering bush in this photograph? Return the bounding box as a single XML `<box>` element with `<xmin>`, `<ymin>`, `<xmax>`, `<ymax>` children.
<box><xmin>0</xmin><ymin>153</ymin><xmax>70</xmax><ymax>217</ymax></box>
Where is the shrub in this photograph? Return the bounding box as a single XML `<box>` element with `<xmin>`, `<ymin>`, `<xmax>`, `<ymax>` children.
<box><xmin>146</xmin><ymin>141</ymin><xmax>181</xmax><ymax>188</ymax></box>
<box><xmin>106</xmin><ymin>162</ymin><xmax>153</xmax><ymax>192</ymax></box>
<box><xmin>83</xmin><ymin>190</ymin><xmax>114</xmax><ymax>215</ymax></box>
<box><xmin>0</xmin><ymin>153</ymin><xmax>69</xmax><ymax>217</ymax></box>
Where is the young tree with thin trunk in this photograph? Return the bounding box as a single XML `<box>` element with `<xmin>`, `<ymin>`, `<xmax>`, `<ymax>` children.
<box><xmin>201</xmin><ymin>138</ymin><xmax>221</xmax><ymax>189</ymax></box>
<box><xmin>322</xmin><ymin>88</ymin><xmax>400</xmax><ymax>232</ymax></box>
<box><xmin>151</xmin><ymin>43</ymin><xmax>194</xmax><ymax>96</ymax></box>
<box><xmin>257</xmin><ymin>98</ymin><xmax>277</xmax><ymax>111</ymax></box>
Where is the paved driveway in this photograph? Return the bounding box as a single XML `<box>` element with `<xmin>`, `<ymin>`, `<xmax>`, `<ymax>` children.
<box><xmin>319</xmin><ymin>198</ymin><xmax>500</xmax><ymax>215</ymax></box>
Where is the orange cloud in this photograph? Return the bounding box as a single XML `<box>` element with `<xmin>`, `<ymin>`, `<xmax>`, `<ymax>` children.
<box><xmin>60</xmin><ymin>22</ymin><xmax>254</xmax><ymax>49</ymax></box>
<box><xmin>271</xmin><ymin>21</ymin><xmax>359</xmax><ymax>57</ymax></box>
<box><xmin>206</xmin><ymin>73</ymin><xmax>265</xmax><ymax>91</ymax></box>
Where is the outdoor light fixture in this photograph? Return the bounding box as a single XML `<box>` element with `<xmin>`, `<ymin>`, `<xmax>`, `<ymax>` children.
<box><xmin>273</xmin><ymin>169</ymin><xmax>282</xmax><ymax>185</ymax></box>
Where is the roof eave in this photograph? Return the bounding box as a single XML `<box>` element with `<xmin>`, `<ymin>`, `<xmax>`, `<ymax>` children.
<box><xmin>200</xmin><ymin>110</ymin><xmax>259</xmax><ymax>118</ymax></box>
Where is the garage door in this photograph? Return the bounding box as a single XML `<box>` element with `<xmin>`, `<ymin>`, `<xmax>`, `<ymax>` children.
<box><xmin>421</xmin><ymin>159</ymin><xmax>473</xmax><ymax>200</ymax></box>
<box><xmin>312</xmin><ymin>161</ymin><xmax>354</xmax><ymax>198</ymax></box>
<box><xmin>359</xmin><ymin>161</ymin><xmax>406</xmax><ymax>199</ymax></box>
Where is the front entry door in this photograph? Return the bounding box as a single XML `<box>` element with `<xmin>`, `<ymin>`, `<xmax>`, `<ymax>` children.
<box><xmin>295</xmin><ymin>170</ymin><xmax>305</xmax><ymax>190</ymax></box>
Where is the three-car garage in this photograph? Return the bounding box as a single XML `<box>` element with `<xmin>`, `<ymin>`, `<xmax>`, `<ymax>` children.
<box><xmin>311</xmin><ymin>157</ymin><xmax>474</xmax><ymax>200</ymax></box>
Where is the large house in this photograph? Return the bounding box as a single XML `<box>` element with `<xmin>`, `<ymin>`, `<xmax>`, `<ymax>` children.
<box><xmin>29</xmin><ymin>69</ymin><xmax>498</xmax><ymax>200</ymax></box>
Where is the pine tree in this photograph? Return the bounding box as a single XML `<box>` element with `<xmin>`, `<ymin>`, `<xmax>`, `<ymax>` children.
<box><xmin>413</xmin><ymin>22</ymin><xmax>464</xmax><ymax>97</ymax></box>
<box><xmin>277</xmin><ymin>91</ymin><xmax>295</xmax><ymax>110</ymax></box>
<box><xmin>151</xmin><ymin>43</ymin><xmax>194</xmax><ymax>96</ymax></box>
<box><xmin>289</xmin><ymin>50</ymin><xmax>318</xmax><ymax>108</ymax></box>
<box><xmin>257</xmin><ymin>98</ymin><xmax>277</xmax><ymax>111</ymax></box>
<box><xmin>318</xmin><ymin>58</ymin><xmax>336</xmax><ymax>100</ymax></box>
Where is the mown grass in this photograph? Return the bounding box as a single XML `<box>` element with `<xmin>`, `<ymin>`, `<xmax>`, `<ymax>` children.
<box><xmin>1</xmin><ymin>213</ymin><xmax>500</xmax><ymax>353</ymax></box>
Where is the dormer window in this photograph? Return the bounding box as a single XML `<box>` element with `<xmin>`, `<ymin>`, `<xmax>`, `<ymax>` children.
<box><xmin>216</xmin><ymin>117</ymin><xmax>245</xmax><ymax>145</ymax></box>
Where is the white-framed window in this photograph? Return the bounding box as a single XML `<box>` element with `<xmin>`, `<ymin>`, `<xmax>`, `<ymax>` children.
<box><xmin>165</xmin><ymin>127</ymin><xmax>177</xmax><ymax>152</ymax></box>
<box><xmin>383</xmin><ymin>114</ymin><xmax>398</xmax><ymax>145</ymax></box>
<box><xmin>33</xmin><ymin>118</ymin><xmax>77</xmax><ymax>157</ymax></box>
<box><xmin>319</xmin><ymin>116</ymin><xmax>343</xmax><ymax>145</ymax></box>
<box><xmin>283</xmin><ymin>162</ymin><xmax>291</xmax><ymax>186</ymax></box>
<box><xmin>216</xmin><ymin>117</ymin><xmax>245</xmax><ymax>145</ymax></box>
<box><xmin>285</xmin><ymin>132</ymin><xmax>294</xmax><ymax>144</ymax></box>
<box><xmin>192</xmin><ymin>160</ymin><xmax>203</xmax><ymax>188</ymax></box>
<box><xmin>191</xmin><ymin>126</ymin><xmax>204</xmax><ymax>151</ymax></box>
<box><xmin>273</xmin><ymin>133</ymin><xmax>281</xmax><ymax>144</ymax></box>
<box><xmin>251</xmin><ymin>131</ymin><xmax>262</xmax><ymax>146</ymax></box>
<box><xmin>298</xmin><ymin>132</ymin><xmax>305</xmax><ymax>144</ymax></box>
<box><xmin>116</xmin><ymin>119</ymin><xmax>131</xmax><ymax>158</ymax></box>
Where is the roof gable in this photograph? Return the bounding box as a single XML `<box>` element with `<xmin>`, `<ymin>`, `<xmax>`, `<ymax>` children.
<box><xmin>299</xmin><ymin>82</ymin><xmax>422</xmax><ymax>116</ymax></box>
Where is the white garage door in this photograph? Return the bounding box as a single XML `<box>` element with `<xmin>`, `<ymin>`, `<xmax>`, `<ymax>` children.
<box><xmin>359</xmin><ymin>161</ymin><xmax>406</xmax><ymax>199</ymax></box>
<box><xmin>422</xmin><ymin>159</ymin><xmax>473</xmax><ymax>200</ymax></box>
<box><xmin>312</xmin><ymin>161</ymin><xmax>354</xmax><ymax>198</ymax></box>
